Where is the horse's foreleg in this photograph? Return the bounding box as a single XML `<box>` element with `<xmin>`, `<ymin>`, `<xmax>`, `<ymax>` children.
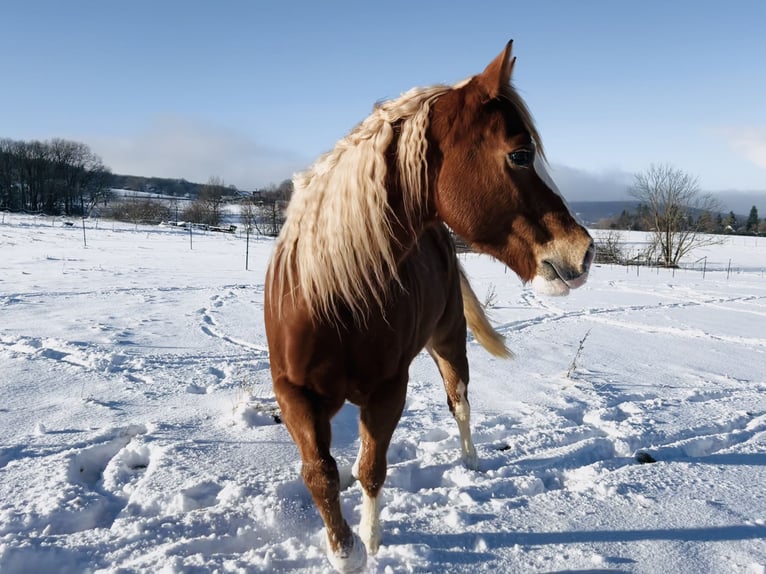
<box><xmin>274</xmin><ymin>378</ymin><xmax>366</xmax><ymax>572</ymax></box>
<box><xmin>428</xmin><ymin>344</ymin><xmax>478</xmax><ymax>470</ymax></box>
<box><xmin>356</xmin><ymin>379</ymin><xmax>407</xmax><ymax>554</ymax></box>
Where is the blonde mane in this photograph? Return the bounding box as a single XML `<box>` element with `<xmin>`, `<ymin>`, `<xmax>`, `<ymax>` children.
<box><xmin>271</xmin><ymin>84</ymin><xmax>453</xmax><ymax>323</ymax></box>
<box><xmin>270</xmin><ymin>79</ymin><xmax>543</xmax><ymax>324</ymax></box>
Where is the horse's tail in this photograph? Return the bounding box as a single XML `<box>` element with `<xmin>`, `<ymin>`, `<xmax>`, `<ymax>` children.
<box><xmin>459</xmin><ymin>265</ymin><xmax>513</xmax><ymax>358</ymax></box>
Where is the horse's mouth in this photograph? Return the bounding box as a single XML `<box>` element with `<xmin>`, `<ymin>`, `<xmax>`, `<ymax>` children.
<box><xmin>533</xmin><ymin>260</ymin><xmax>589</xmax><ymax>296</ymax></box>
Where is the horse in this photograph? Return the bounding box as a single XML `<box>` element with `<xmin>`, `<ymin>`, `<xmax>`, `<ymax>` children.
<box><xmin>264</xmin><ymin>41</ymin><xmax>594</xmax><ymax>572</ymax></box>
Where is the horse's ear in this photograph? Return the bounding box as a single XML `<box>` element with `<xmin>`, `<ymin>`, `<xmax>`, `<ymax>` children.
<box><xmin>476</xmin><ymin>40</ymin><xmax>515</xmax><ymax>99</ymax></box>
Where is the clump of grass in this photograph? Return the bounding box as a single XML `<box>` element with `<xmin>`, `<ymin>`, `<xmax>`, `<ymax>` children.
<box><xmin>566</xmin><ymin>329</ymin><xmax>592</xmax><ymax>379</ymax></box>
<box><xmin>483</xmin><ymin>283</ymin><xmax>498</xmax><ymax>309</ymax></box>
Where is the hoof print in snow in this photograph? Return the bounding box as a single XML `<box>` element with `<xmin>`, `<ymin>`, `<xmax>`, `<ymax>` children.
<box><xmin>235</xmin><ymin>400</ymin><xmax>282</xmax><ymax>426</ymax></box>
<box><xmin>172</xmin><ymin>480</ymin><xmax>223</xmax><ymax>512</ymax></box>
<box><xmin>185</xmin><ymin>384</ymin><xmax>208</xmax><ymax>395</ymax></box>
<box><xmin>68</xmin><ymin>425</ymin><xmax>149</xmax><ymax>485</ymax></box>
<box><xmin>635</xmin><ymin>451</ymin><xmax>657</xmax><ymax>464</ymax></box>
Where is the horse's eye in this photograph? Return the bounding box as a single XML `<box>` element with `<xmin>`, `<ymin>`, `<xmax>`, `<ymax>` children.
<box><xmin>508</xmin><ymin>149</ymin><xmax>534</xmax><ymax>167</ymax></box>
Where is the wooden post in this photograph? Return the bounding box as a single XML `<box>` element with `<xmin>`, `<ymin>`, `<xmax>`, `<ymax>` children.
<box><xmin>245</xmin><ymin>225</ymin><xmax>250</xmax><ymax>270</ymax></box>
<box><xmin>81</xmin><ymin>196</ymin><xmax>87</xmax><ymax>248</ymax></box>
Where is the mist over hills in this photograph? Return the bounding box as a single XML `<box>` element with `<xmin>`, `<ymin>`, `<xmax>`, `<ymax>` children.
<box><xmin>711</xmin><ymin>190</ymin><xmax>766</xmax><ymax>215</ymax></box>
<box><xmin>545</xmin><ymin>164</ymin><xmax>765</xmax><ymax>223</ymax></box>
<box><xmin>569</xmin><ymin>201</ymin><xmax>638</xmax><ymax>226</ymax></box>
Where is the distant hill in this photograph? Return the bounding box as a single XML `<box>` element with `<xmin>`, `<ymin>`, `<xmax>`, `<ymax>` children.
<box><xmin>109</xmin><ymin>174</ymin><xmax>263</xmax><ymax>199</ymax></box>
<box><xmin>569</xmin><ymin>201</ymin><xmax>639</xmax><ymax>226</ymax></box>
<box><xmin>109</xmin><ymin>174</ymin><xmax>215</xmax><ymax>198</ymax></box>
<box><xmin>109</xmin><ymin>173</ymin><xmax>281</xmax><ymax>201</ymax></box>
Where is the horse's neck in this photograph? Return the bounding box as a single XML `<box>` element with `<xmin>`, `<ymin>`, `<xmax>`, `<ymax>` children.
<box><xmin>385</xmin><ymin>181</ymin><xmax>438</xmax><ymax>266</ymax></box>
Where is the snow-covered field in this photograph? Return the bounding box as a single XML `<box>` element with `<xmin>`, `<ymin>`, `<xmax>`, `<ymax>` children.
<box><xmin>1</xmin><ymin>213</ymin><xmax>765</xmax><ymax>573</ymax></box>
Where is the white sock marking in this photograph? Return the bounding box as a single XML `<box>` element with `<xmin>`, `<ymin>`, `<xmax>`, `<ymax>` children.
<box><xmin>453</xmin><ymin>381</ymin><xmax>478</xmax><ymax>469</ymax></box>
<box><xmin>359</xmin><ymin>490</ymin><xmax>381</xmax><ymax>554</ymax></box>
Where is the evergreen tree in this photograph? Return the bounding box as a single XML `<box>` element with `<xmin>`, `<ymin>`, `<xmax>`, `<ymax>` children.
<box><xmin>697</xmin><ymin>210</ymin><xmax>715</xmax><ymax>233</ymax></box>
<box><xmin>746</xmin><ymin>205</ymin><xmax>759</xmax><ymax>233</ymax></box>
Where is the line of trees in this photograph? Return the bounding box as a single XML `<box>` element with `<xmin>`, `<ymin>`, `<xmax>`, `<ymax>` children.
<box><xmin>605</xmin><ymin>204</ymin><xmax>763</xmax><ymax>236</ymax></box>
<box><xmin>595</xmin><ymin>164</ymin><xmax>764</xmax><ymax>268</ymax></box>
<box><xmin>0</xmin><ymin>138</ymin><xmax>112</xmax><ymax>216</ymax></box>
<box><xmin>730</xmin><ymin>205</ymin><xmax>762</xmax><ymax>235</ymax></box>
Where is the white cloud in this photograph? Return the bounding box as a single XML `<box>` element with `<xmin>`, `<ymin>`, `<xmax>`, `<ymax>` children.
<box><xmin>86</xmin><ymin>116</ymin><xmax>309</xmax><ymax>190</ymax></box>
<box><xmin>721</xmin><ymin>126</ymin><xmax>766</xmax><ymax>170</ymax></box>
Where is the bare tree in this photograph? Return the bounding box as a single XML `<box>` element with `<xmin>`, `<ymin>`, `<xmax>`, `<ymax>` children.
<box><xmin>262</xmin><ymin>200</ymin><xmax>285</xmax><ymax>236</ymax></box>
<box><xmin>276</xmin><ymin>178</ymin><xmax>294</xmax><ymax>201</ymax></box>
<box><xmin>197</xmin><ymin>176</ymin><xmax>228</xmax><ymax>226</ymax></box>
<box><xmin>111</xmin><ymin>197</ymin><xmax>170</xmax><ymax>225</ymax></box>
<box><xmin>594</xmin><ymin>230</ymin><xmax>626</xmax><ymax>264</ymax></box>
<box><xmin>630</xmin><ymin>164</ymin><xmax>723</xmax><ymax>267</ymax></box>
<box><xmin>240</xmin><ymin>195</ymin><xmax>259</xmax><ymax>233</ymax></box>
<box><xmin>181</xmin><ymin>200</ymin><xmax>214</xmax><ymax>226</ymax></box>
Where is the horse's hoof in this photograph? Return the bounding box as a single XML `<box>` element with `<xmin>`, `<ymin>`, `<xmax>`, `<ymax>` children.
<box><xmin>327</xmin><ymin>531</ymin><xmax>367</xmax><ymax>573</ymax></box>
<box><xmin>462</xmin><ymin>452</ymin><xmax>480</xmax><ymax>471</ymax></box>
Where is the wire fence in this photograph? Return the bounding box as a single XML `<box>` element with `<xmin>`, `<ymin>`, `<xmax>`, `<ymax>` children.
<box><xmin>597</xmin><ymin>250</ymin><xmax>766</xmax><ymax>280</ymax></box>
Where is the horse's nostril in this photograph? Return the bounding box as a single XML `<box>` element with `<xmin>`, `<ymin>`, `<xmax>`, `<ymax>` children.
<box><xmin>583</xmin><ymin>242</ymin><xmax>595</xmax><ymax>272</ymax></box>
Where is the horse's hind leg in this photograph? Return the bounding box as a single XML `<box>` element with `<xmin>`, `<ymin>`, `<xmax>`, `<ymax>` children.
<box><xmin>428</xmin><ymin>338</ymin><xmax>478</xmax><ymax>470</ymax></box>
<box><xmin>274</xmin><ymin>378</ymin><xmax>366</xmax><ymax>572</ymax></box>
<box><xmin>355</xmin><ymin>376</ymin><xmax>407</xmax><ymax>554</ymax></box>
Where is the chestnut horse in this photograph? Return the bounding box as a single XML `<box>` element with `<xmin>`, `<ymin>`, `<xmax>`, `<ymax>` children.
<box><xmin>264</xmin><ymin>41</ymin><xmax>593</xmax><ymax>572</ymax></box>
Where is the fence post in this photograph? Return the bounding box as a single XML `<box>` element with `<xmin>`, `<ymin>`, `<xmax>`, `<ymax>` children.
<box><xmin>726</xmin><ymin>259</ymin><xmax>731</xmax><ymax>280</ymax></box>
<box><xmin>80</xmin><ymin>197</ymin><xmax>87</xmax><ymax>248</ymax></box>
<box><xmin>245</xmin><ymin>225</ymin><xmax>250</xmax><ymax>271</ymax></box>
<box><xmin>702</xmin><ymin>256</ymin><xmax>707</xmax><ymax>279</ymax></box>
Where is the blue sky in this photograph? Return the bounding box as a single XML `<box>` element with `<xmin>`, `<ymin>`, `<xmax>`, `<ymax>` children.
<box><xmin>2</xmin><ymin>1</ymin><xmax>764</xmax><ymax>207</ymax></box>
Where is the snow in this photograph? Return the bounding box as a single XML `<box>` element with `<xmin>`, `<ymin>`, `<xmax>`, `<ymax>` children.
<box><xmin>1</xmin><ymin>213</ymin><xmax>765</xmax><ymax>573</ymax></box>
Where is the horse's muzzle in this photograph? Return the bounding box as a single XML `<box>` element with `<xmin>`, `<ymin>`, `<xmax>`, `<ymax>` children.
<box><xmin>532</xmin><ymin>240</ymin><xmax>593</xmax><ymax>296</ymax></box>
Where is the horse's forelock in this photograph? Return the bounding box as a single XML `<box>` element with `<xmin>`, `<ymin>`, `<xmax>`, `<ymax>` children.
<box><xmin>502</xmin><ymin>83</ymin><xmax>545</xmax><ymax>160</ymax></box>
